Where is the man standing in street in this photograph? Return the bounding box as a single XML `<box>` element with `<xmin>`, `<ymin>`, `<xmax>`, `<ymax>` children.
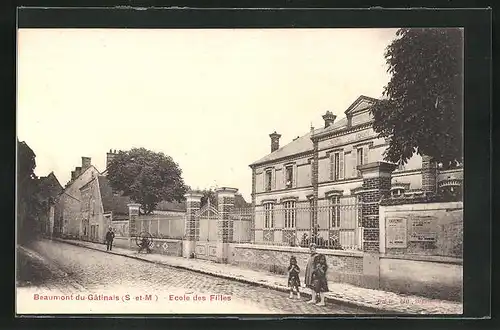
<box><xmin>105</xmin><ymin>227</ymin><xmax>115</xmax><ymax>251</ymax></box>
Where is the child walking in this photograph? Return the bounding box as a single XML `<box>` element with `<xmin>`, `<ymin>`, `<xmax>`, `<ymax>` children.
<box><xmin>287</xmin><ymin>256</ymin><xmax>301</xmax><ymax>299</ymax></box>
<box><xmin>311</xmin><ymin>254</ymin><xmax>329</xmax><ymax>306</ymax></box>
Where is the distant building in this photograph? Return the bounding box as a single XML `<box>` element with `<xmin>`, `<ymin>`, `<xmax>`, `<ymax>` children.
<box><xmin>55</xmin><ymin>151</ymin><xmax>186</xmax><ymax>242</ymax></box>
<box><xmin>37</xmin><ymin>172</ymin><xmax>63</xmax><ymax>236</ymax></box>
<box><xmin>54</xmin><ymin>157</ymin><xmax>101</xmax><ymax>238</ymax></box>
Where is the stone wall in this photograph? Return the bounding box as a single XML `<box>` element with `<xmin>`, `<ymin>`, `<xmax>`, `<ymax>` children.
<box><xmin>378</xmin><ymin>201</ymin><xmax>463</xmax><ymax>301</ymax></box>
<box><xmin>228</xmin><ymin>244</ymin><xmax>368</xmax><ymax>287</ymax></box>
<box><xmin>111</xmin><ymin>236</ymin><xmax>182</xmax><ymax>257</ymax></box>
<box><xmin>148</xmin><ymin>238</ymin><xmax>183</xmax><ymax>257</ymax></box>
<box><xmin>379</xmin><ymin>202</ymin><xmax>463</xmax><ymax>258</ymax></box>
<box><xmin>379</xmin><ymin>256</ymin><xmax>462</xmax><ymax>301</ymax></box>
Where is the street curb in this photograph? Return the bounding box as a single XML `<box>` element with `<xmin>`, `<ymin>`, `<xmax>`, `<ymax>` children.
<box><xmin>51</xmin><ymin>238</ymin><xmax>400</xmax><ymax>314</ymax></box>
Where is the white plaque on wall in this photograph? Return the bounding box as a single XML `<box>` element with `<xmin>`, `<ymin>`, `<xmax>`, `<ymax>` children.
<box><xmin>386</xmin><ymin>217</ymin><xmax>407</xmax><ymax>248</ymax></box>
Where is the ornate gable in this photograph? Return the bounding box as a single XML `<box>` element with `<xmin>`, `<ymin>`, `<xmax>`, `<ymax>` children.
<box><xmin>344</xmin><ymin>95</ymin><xmax>378</xmax><ymax>116</ymax></box>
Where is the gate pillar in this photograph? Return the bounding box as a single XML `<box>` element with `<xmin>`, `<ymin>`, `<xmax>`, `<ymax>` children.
<box><xmin>127</xmin><ymin>203</ymin><xmax>141</xmax><ymax>249</ymax></box>
<box><xmin>215</xmin><ymin>187</ymin><xmax>238</xmax><ymax>263</ymax></box>
<box><xmin>183</xmin><ymin>191</ymin><xmax>203</xmax><ymax>258</ymax></box>
<box><xmin>357</xmin><ymin>162</ymin><xmax>396</xmax><ymax>252</ymax></box>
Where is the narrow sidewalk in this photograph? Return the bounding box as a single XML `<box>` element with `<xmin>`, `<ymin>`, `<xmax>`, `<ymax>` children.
<box><xmin>52</xmin><ymin>238</ymin><xmax>463</xmax><ymax>315</ymax></box>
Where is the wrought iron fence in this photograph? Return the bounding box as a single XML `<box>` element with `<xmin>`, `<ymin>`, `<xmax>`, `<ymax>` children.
<box><xmin>230</xmin><ymin>208</ymin><xmax>253</xmax><ymax>243</ymax></box>
<box><xmin>231</xmin><ymin>199</ymin><xmax>363</xmax><ymax>250</ymax></box>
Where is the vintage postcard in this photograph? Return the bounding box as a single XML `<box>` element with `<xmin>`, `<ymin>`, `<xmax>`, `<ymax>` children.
<box><xmin>16</xmin><ymin>12</ymin><xmax>466</xmax><ymax>316</ymax></box>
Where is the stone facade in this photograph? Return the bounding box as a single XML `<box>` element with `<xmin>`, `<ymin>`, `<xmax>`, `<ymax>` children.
<box><xmin>79</xmin><ymin>176</ymin><xmax>108</xmax><ymax>242</ymax></box>
<box><xmin>55</xmin><ymin>162</ymin><xmax>100</xmax><ymax>238</ymax></box>
<box><xmin>249</xmin><ymin>95</ymin><xmax>463</xmax><ymax>249</ymax></box>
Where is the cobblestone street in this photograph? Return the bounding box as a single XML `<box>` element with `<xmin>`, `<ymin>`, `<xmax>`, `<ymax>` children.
<box><xmin>17</xmin><ymin>240</ymin><xmax>371</xmax><ymax>315</ymax></box>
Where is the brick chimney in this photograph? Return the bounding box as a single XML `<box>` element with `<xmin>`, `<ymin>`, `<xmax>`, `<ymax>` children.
<box><xmin>74</xmin><ymin>166</ymin><xmax>82</xmax><ymax>179</ymax></box>
<box><xmin>106</xmin><ymin>149</ymin><xmax>118</xmax><ymax>169</ymax></box>
<box><xmin>82</xmin><ymin>157</ymin><xmax>91</xmax><ymax>170</ymax></box>
<box><xmin>71</xmin><ymin>170</ymin><xmax>76</xmax><ymax>181</ymax></box>
<box><xmin>322</xmin><ymin>111</ymin><xmax>337</xmax><ymax>128</ymax></box>
<box><xmin>269</xmin><ymin>131</ymin><xmax>281</xmax><ymax>153</ymax></box>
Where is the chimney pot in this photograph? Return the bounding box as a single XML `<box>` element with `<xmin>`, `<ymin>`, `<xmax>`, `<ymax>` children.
<box><xmin>322</xmin><ymin>111</ymin><xmax>337</xmax><ymax>128</ymax></box>
<box><xmin>269</xmin><ymin>131</ymin><xmax>282</xmax><ymax>153</ymax></box>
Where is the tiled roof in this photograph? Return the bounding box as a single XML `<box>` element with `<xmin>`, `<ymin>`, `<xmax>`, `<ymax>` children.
<box><xmin>235</xmin><ymin>194</ymin><xmax>250</xmax><ymax>208</ymax></box>
<box><xmin>156</xmin><ymin>200</ymin><xmax>186</xmax><ymax>212</ymax></box>
<box><xmin>249</xmin><ymin>95</ymin><xmax>379</xmax><ymax>167</ymax></box>
<box><xmin>98</xmin><ymin>176</ymin><xmax>131</xmax><ymax>215</ymax></box>
<box><xmin>98</xmin><ymin>176</ymin><xmax>186</xmax><ymax>215</ymax></box>
<box><xmin>250</xmin><ymin>132</ymin><xmax>314</xmax><ymax>167</ymax></box>
<box><xmin>38</xmin><ymin>172</ymin><xmax>63</xmax><ymax>201</ymax></box>
<box><xmin>250</xmin><ymin>118</ymin><xmax>349</xmax><ymax>167</ymax></box>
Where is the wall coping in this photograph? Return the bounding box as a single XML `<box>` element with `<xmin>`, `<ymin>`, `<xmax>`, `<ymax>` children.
<box><xmin>381</xmin><ymin>201</ymin><xmax>463</xmax><ymax>211</ymax></box>
<box><xmin>114</xmin><ymin>236</ymin><xmax>182</xmax><ymax>243</ymax></box>
<box><xmin>231</xmin><ymin>243</ymin><xmax>364</xmax><ymax>258</ymax></box>
<box><xmin>381</xmin><ymin>253</ymin><xmax>463</xmax><ymax>265</ymax></box>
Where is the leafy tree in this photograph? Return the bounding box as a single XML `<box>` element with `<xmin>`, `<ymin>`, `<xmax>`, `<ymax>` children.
<box><xmin>370</xmin><ymin>28</ymin><xmax>463</xmax><ymax>169</ymax></box>
<box><xmin>200</xmin><ymin>189</ymin><xmax>217</xmax><ymax>208</ymax></box>
<box><xmin>17</xmin><ymin>140</ymin><xmax>43</xmax><ymax>243</ymax></box>
<box><xmin>107</xmin><ymin>148</ymin><xmax>188</xmax><ymax>215</ymax></box>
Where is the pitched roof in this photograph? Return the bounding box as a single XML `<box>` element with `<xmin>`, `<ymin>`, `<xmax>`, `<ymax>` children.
<box><xmin>97</xmin><ymin>176</ymin><xmax>187</xmax><ymax>214</ymax></box>
<box><xmin>235</xmin><ymin>193</ymin><xmax>251</xmax><ymax>208</ymax></box>
<box><xmin>156</xmin><ymin>200</ymin><xmax>186</xmax><ymax>212</ymax></box>
<box><xmin>97</xmin><ymin>176</ymin><xmax>131</xmax><ymax>215</ymax></box>
<box><xmin>249</xmin><ymin>95</ymin><xmax>377</xmax><ymax>167</ymax></box>
<box><xmin>38</xmin><ymin>172</ymin><xmax>63</xmax><ymax>200</ymax></box>
<box><xmin>250</xmin><ymin>132</ymin><xmax>315</xmax><ymax>167</ymax></box>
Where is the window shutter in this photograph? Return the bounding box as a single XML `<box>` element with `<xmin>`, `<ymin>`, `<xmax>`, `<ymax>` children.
<box><xmin>283</xmin><ymin>167</ymin><xmax>287</xmax><ymax>188</ymax></box>
<box><xmin>352</xmin><ymin>152</ymin><xmax>358</xmax><ymax>178</ymax></box>
<box><xmin>329</xmin><ymin>153</ymin><xmax>334</xmax><ymax>180</ymax></box>
<box><xmin>344</xmin><ymin>152</ymin><xmax>351</xmax><ymax>178</ymax></box>
<box><xmin>262</xmin><ymin>172</ymin><xmax>266</xmax><ymax>192</ymax></box>
<box><xmin>339</xmin><ymin>152</ymin><xmax>345</xmax><ymax>179</ymax></box>
<box><xmin>363</xmin><ymin>146</ymin><xmax>369</xmax><ymax>165</ymax></box>
<box><xmin>293</xmin><ymin>164</ymin><xmax>298</xmax><ymax>187</ymax></box>
<box><xmin>271</xmin><ymin>168</ymin><xmax>276</xmax><ymax>190</ymax></box>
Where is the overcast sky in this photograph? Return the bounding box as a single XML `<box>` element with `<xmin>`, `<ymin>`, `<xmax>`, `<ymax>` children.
<box><xmin>17</xmin><ymin>28</ymin><xmax>398</xmax><ymax>201</ymax></box>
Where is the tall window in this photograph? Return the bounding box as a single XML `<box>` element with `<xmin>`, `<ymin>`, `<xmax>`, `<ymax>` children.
<box><xmin>334</xmin><ymin>153</ymin><xmax>340</xmax><ymax>180</ymax></box>
<box><xmin>264</xmin><ymin>203</ymin><xmax>274</xmax><ymax>228</ymax></box>
<box><xmin>285</xmin><ymin>166</ymin><xmax>293</xmax><ymax>189</ymax></box>
<box><xmin>265</xmin><ymin>170</ymin><xmax>272</xmax><ymax>192</ymax></box>
<box><xmin>357</xmin><ymin>148</ymin><xmax>364</xmax><ymax>177</ymax></box>
<box><xmin>329</xmin><ymin>196</ymin><xmax>341</xmax><ymax>228</ymax></box>
<box><xmin>284</xmin><ymin>201</ymin><xmax>296</xmax><ymax>228</ymax></box>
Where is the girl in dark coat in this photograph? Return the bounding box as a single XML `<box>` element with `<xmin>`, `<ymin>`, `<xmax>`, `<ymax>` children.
<box><xmin>311</xmin><ymin>254</ymin><xmax>329</xmax><ymax>306</ymax></box>
<box><xmin>305</xmin><ymin>243</ymin><xmax>319</xmax><ymax>304</ymax></box>
<box><xmin>287</xmin><ymin>256</ymin><xmax>301</xmax><ymax>299</ymax></box>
